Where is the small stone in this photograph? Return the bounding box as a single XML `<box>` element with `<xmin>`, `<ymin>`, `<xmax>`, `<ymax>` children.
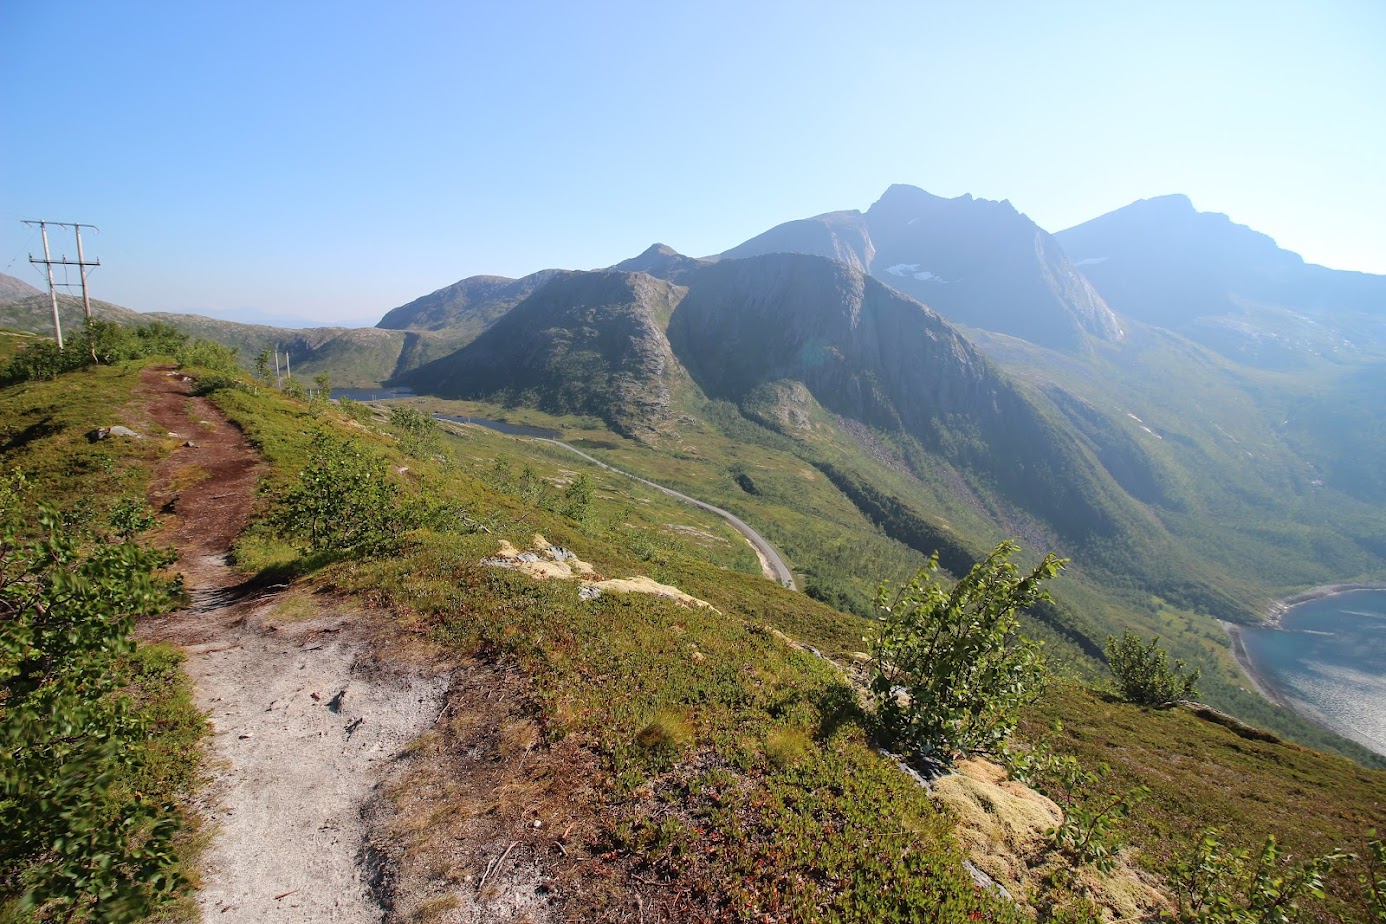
<box><xmin>87</xmin><ymin>425</ymin><xmax>143</xmax><ymax>442</ymax></box>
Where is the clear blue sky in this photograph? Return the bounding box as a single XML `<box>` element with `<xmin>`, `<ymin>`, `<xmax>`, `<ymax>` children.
<box><xmin>3</xmin><ymin>0</ymin><xmax>1383</xmax><ymax>325</ymax></box>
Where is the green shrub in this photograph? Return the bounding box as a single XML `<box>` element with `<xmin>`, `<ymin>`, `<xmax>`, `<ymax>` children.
<box><xmin>175</xmin><ymin>338</ymin><xmax>239</xmax><ymax>374</ymax></box>
<box><xmin>1106</xmin><ymin>629</ymin><xmax>1201</xmax><ymax>706</ymax></box>
<box><xmin>270</xmin><ymin>430</ymin><xmax>424</xmax><ymax>554</ymax></box>
<box><xmin>869</xmin><ymin>540</ymin><xmax>1064</xmax><ymax>762</ymax></box>
<box><xmin>388</xmin><ymin>406</ymin><xmax>441</xmax><ymax>457</ymax></box>
<box><xmin>562</xmin><ymin>473</ymin><xmax>594</xmax><ymax>521</ymax></box>
<box><xmin>1049</xmin><ymin>785</ymin><xmax>1148</xmax><ymax>873</ymax></box>
<box><xmin>0</xmin><ymin>474</ymin><xmax>186</xmax><ymax>920</ymax></box>
<box><xmin>1165</xmin><ymin>829</ymin><xmax>1349</xmax><ymax>924</ymax></box>
<box><xmin>1365</xmin><ymin>830</ymin><xmax>1386</xmax><ymax>923</ymax></box>
<box><xmin>3</xmin><ymin>320</ymin><xmax>198</xmax><ymax>384</ymax></box>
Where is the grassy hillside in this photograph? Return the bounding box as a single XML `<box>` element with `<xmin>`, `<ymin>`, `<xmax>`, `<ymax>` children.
<box><xmin>215</xmin><ymin>372</ymin><xmax>1386</xmax><ymax>922</ymax></box>
<box><xmin>0</xmin><ymin>294</ymin><xmax>466</xmax><ymax>386</ymax></box>
<box><xmin>4</xmin><ymin>356</ymin><xmax>1385</xmax><ymax>921</ymax></box>
<box><xmin>0</xmin><ymin>359</ymin><xmax>207</xmax><ymax>921</ymax></box>
<box><xmin>380</xmin><ymin>383</ymin><xmax>1386</xmax><ymax>769</ymax></box>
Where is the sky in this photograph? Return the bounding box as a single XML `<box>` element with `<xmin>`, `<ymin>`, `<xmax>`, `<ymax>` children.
<box><xmin>3</xmin><ymin>0</ymin><xmax>1384</xmax><ymax>326</ymax></box>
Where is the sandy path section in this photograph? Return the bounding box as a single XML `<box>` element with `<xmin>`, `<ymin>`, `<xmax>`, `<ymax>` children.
<box><xmin>134</xmin><ymin>368</ymin><xmax>446</xmax><ymax>923</ymax></box>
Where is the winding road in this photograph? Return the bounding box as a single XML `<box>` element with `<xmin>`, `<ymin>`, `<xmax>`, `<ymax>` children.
<box><xmin>542</xmin><ymin>439</ymin><xmax>796</xmax><ymax>589</ymax></box>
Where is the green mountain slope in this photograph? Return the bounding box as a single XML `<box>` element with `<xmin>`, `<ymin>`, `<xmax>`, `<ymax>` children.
<box><xmin>397</xmin><ymin>270</ymin><xmax>689</xmax><ymax>439</ymax></box>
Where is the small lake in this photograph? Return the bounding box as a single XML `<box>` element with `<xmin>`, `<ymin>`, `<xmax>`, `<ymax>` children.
<box><xmin>330</xmin><ymin>386</ymin><xmax>416</xmax><ymax>401</ymax></box>
<box><xmin>433</xmin><ymin>415</ymin><xmax>561</xmax><ymax>439</ymax></box>
<box><xmin>1240</xmin><ymin>589</ymin><xmax>1386</xmax><ymax>756</ymax></box>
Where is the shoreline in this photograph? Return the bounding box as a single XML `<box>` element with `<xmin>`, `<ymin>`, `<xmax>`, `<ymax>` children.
<box><xmin>1221</xmin><ymin>619</ymin><xmax>1293</xmax><ymax>709</ymax></box>
<box><xmin>1228</xmin><ymin>584</ymin><xmax>1386</xmax><ymax>757</ymax></box>
<box><xmin>1259</xmin><ymin>581</ymin><xmax>1386</xmax><ymax>628</ymax></box>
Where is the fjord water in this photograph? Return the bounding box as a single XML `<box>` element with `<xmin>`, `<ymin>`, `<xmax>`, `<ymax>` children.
<box><xmin>1241</xmin><ymin>589</ymin><xmax>1386</xmax><ymax>756</ymax></box>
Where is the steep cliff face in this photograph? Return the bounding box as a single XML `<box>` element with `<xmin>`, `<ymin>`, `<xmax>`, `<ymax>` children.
<box><xmin>668</xmin><ymin>253</ymin><xmax>1126</xmax><ymax>545</ymax></box>
<box><xmin>719</xmin><ymin>210</ymin><xmax>876</xmax><ymax>275</ymax></box>
<box><xmin>397</xmin><ymin>270</ymin><xmax>687</xmax><ymax>440</ymax></box>
<box><xmin>671</xmin><ymin>253</ymin><xmax>995</xmax><ymax>432</ymax></box>
<box><xmin>719</xmin><ymin>185</ymin><xmax>1124</xmax><ymax>350</ymax></box>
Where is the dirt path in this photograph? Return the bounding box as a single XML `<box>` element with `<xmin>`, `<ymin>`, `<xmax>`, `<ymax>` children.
<box><xmin>134</xmin><ymin>368</ymin><xmax>446</xmax><ymax>923</ymax></box>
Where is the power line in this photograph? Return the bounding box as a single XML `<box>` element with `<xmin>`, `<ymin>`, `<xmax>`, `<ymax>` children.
<box><xmin>22</xmin><ymin>220</ymin><xmax>100</xmax><ymax>356</ymax></box>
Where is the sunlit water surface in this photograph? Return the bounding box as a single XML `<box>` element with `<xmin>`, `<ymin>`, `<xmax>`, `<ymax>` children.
<box><xmin>1241</xmin><ymin>589</ymin><xmax>1386</xmax><ymax>756</ymax></box>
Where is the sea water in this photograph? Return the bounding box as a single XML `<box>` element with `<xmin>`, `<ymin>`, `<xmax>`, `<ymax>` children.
<box><xmin>1240</xmin><ymin>589</ymin><xmax>1386</xmax><ymax>756</ymax></box>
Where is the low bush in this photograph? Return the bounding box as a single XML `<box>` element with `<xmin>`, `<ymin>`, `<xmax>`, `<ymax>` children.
<box><xmin>0</xmin><ymin>474</ymin><xmax>189</xmax><ymax>921</ymax></box>
<box><xmin>1106</xmin><ymin>629</ymin><xmax>1201</xmax><ymax>706</ymax></box>
<box><xmin>270</xmin><ymin>430</ymin><xmax>417</xmax><ymax>553</ymax></box>
<box><xmin>869</xmin><ymin>540</ymin><xmax>1064</xmax><ymax>762</ymax></box>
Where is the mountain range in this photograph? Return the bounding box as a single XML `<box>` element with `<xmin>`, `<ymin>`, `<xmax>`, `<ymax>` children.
<box><xmin>4</xmin><ymin>186</ymin><xmax>1383</xmax><ymax>754</ymax></box>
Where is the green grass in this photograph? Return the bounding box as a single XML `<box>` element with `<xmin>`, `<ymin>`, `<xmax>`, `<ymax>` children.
<box><xmin>200</xmin><ymin>381</ymin><xmax>1043</xmax><ymax>921</ymax></box>
<box><xmin>0</xmin><ymin>360</ymin><xmax>168</xmax><ymax>514</ymax></box>
<box><xmin>1026</xmin><ymin>683</ymin><xmax>1386</xmax><ymax>923</ymax></box>
<box><xmin>0</xmin><ymin>363</ymin><xmax>206</xmax><ymax>922</ymax></box>
<box><xmin>0</xmin><ymin>330</ymin><xmax>38</xmax><ymax>365</ymax></box>
<box><xmin>202</xmin><ymin>372</ymin><xmax>1386</xmax><ymax>922</ymax></box>
<box><xmin>394</xmin><ymin>386</ymin><xmax>1386</xmax><ymax>765</ymax></box>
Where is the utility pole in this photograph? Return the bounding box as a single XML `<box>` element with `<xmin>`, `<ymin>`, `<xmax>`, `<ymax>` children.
<box><xmin>32</xmin><ymin>221</ymin><xmax>62</xmax><ymax>350</ymax></box>
<box><xmin>23</xmin><ymin>220</ymin><xmax>101</xmax><ymax>354</ymax></box>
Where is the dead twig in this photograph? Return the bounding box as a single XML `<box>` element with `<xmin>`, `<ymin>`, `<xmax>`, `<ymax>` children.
<box><xmin>477</xmin><ymin>840</ymin><xmax>519</xmax><ymax>891</ymax></box>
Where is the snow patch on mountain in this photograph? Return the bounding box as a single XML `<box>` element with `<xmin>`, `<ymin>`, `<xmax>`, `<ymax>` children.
<box><xmin>885</xmin><ymin>264</ymin><xmax>946</xmax><ymax>282</ymax></box>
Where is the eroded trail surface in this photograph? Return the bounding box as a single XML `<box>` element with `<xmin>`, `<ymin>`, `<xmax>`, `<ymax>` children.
<box><xmin>135</xmin><ymin>368</ymin><xmax>446</xmax><ymax>923</ymax></box>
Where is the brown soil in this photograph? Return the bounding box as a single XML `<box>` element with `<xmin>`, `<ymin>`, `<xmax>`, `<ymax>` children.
<box><xmin>129</xmin><ymin>368</ymin><xmax>672</xmax><ymax>923</ymax></box>
<box><xmin>139</xmin><ymin>366</ymin><xmax>264</xmax><ymax>601</ymax></box>
<box><xmin>133</xmin><ymin>368</ymin><xmax>448</xmax><ymax>922</ymax></box>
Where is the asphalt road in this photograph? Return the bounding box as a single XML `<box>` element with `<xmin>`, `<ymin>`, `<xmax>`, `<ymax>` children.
<box><xmin>543</xmin><ymin>439</ymin><xmax>797</xmax><ymax>590</ymax></box>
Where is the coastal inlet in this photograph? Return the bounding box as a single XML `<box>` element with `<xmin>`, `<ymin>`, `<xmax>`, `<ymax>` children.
<box><xmin>1238</xmin><ymin>588</ymin><xmax>1386</xmax><ymax>757</ymax></box>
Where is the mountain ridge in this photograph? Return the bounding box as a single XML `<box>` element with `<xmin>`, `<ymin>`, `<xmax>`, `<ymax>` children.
<box><xmin>719</xmin><ymin>185</ymin><xmax>1125</xmax><ymax>350</ymax></box>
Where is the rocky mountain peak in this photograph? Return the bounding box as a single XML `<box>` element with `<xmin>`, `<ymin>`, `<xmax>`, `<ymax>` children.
<box><xmin>719</xmin><ymin>185</ymin><xmax>1123</xmax><ymax>350</ymax></box>
<box><xmin>610</xmin><ymin>243</ymin><xmax>705</xmax><ymax>281</ymax></box>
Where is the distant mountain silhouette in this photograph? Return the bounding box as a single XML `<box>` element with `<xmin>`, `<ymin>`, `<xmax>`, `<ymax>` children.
<box><xmin>609</xmin><ymin>243</ymin><xmax>707</xmax><ymax>281</ymax></box>
<box><xmin>719</xmin><ymin>185</ymin><xmax>1124</xmax><ymax>350</ymax></box>
<box><xmin>1056</xmin><ymin>195</ymin><xmax>1386</xmax><ymax>364</ymax></box>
